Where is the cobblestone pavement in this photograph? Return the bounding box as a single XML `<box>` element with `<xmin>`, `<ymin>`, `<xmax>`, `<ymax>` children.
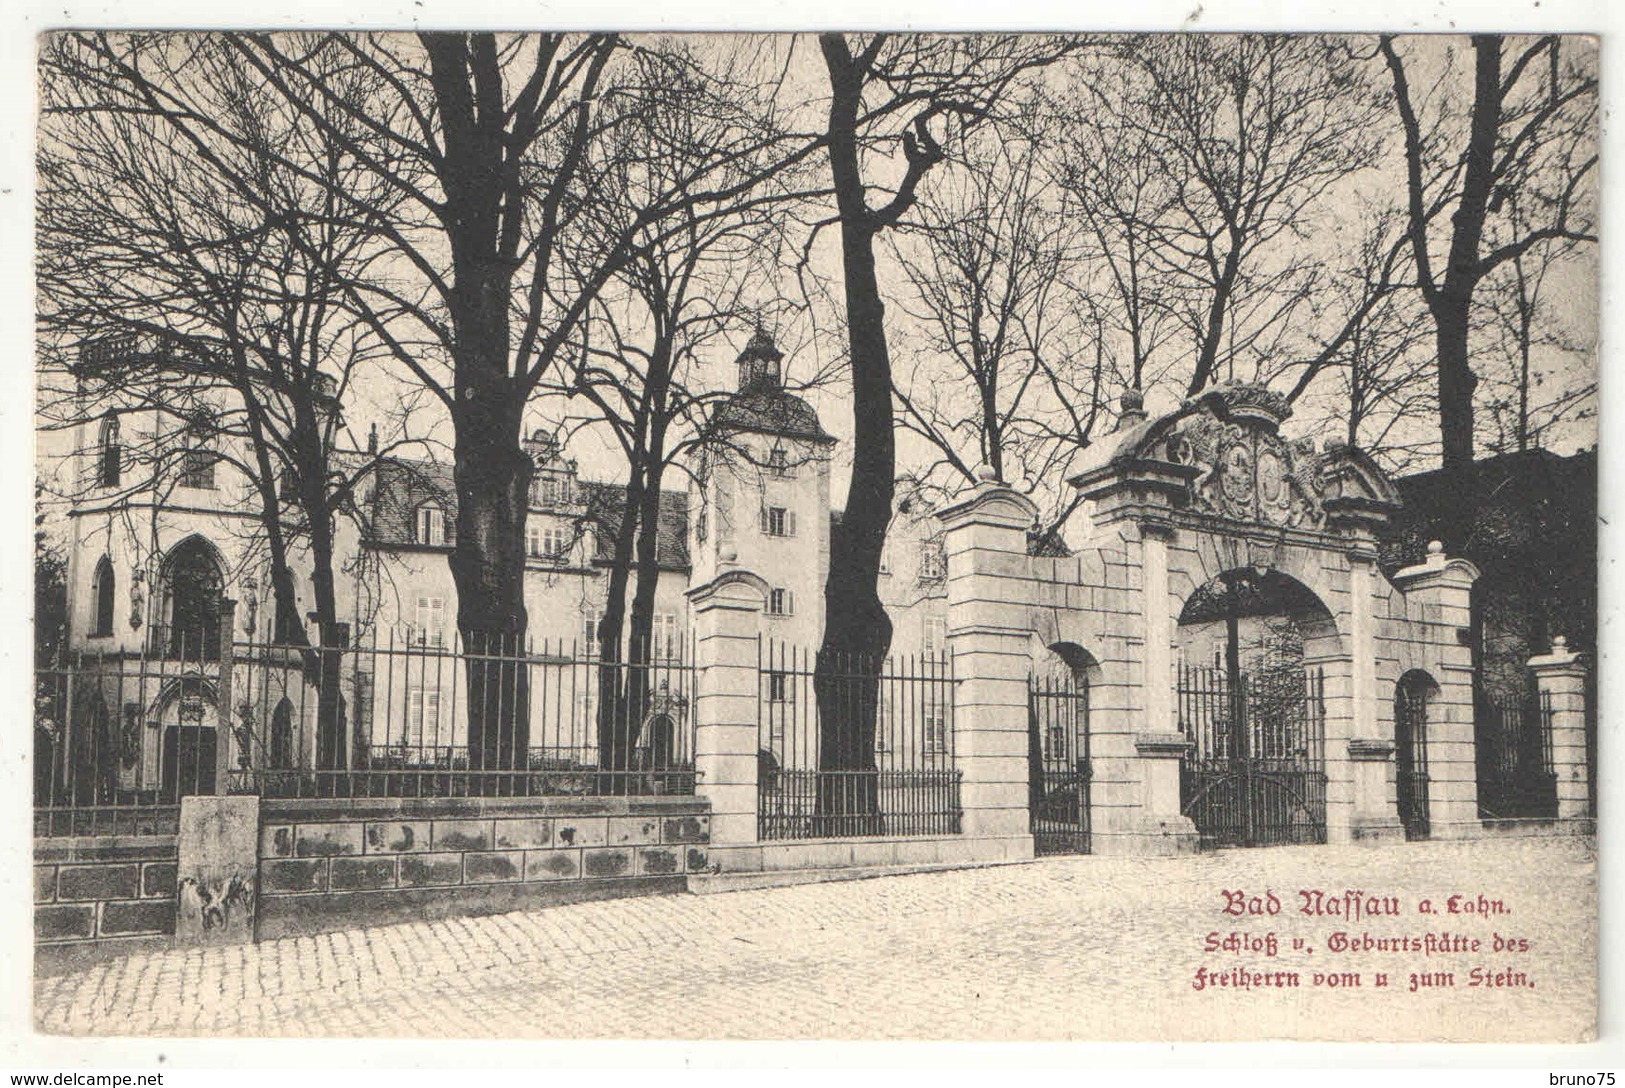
<box><xmin>34</xmin><ymin>837</ymin><xmax>1595</xmax><ymax>1042</ymax></box>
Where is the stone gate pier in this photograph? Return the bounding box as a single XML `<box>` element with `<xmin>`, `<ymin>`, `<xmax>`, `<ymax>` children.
<box><xmin>931</xmin><ymin>383</ymin><xmax>1569</xmax><ymax>857</ymax></box>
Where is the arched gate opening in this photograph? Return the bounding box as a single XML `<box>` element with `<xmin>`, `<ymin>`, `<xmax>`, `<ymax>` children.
<box><xmin>1176</xmin><ymin>568</ymin><xmax>1335</xmax><ymax>848</ymax></box>
<box><xmin>1028</xmin><ymin>643</ymin><xmax>1096</xmax><ymax>856</ymax></box>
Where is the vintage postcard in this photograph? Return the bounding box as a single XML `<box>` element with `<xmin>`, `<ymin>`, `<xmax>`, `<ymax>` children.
<box><xmin>17</xmin><ymin>16</ymin><xmax>1605</xmax><ymax>1053</ymax></box>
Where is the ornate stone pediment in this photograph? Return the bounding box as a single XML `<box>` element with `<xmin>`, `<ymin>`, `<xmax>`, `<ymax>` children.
<box><xmin>1073</xmin><ymin>383</ymin><xmax>1399</xmax><ymax>534</ymax></box>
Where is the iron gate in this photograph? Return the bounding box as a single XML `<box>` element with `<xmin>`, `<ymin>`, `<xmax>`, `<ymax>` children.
<box><xmin>1394</xmin><ymin>683</ymin><xmax>1431</xmax><ymax>840</ymax></box>
<box><xmin>1028</xmin><ymin>672</ymin><xmax>1091</xmax><ymax>855</ymax></box>
<box><xmin>1177</xmin><ymin>661</ymin><xmax>1326</xmax><ymax>848</ymax></box>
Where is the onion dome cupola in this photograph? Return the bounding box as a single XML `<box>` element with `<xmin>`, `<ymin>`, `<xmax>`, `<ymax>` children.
<box><xmin>713</xmin><ymin>327</ymin><xmax>835</xmax><ymax>444</ymax></box>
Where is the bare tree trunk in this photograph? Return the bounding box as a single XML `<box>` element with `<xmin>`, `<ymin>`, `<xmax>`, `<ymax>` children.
<box><xmin>814</xmin><ymin>36</ymin><xmax>894</xmax><ymax>833</ymax></box>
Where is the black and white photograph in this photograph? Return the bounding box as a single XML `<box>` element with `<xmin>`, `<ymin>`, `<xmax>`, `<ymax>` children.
<box><xmin>10</xmin><ymin>8</ymin><xmax>1612</xmax><ymax>1059</ymax></box>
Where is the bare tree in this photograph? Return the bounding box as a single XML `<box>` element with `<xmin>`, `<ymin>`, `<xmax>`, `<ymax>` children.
<box><xmin>889</xmin><ymin>131</ymin><xmax>1105</xmax><ymax>540</ymax></box>
<box><xmin>38</xmin><ymin>32</ymin><xmax>422</xmax><ymax>766</ymax></box>
<box><xmin>1380</xmin><ymin>33</ymin><xmax>1598</xmax><ymax>470</ymax></box>
<box><xmin>1478</xmin><ymin>195</ymin><xmax>1596</xmax><ymax>456</ymax></box>
<box><xmin>1058</xmin><ymin>36</ymin><xmax>1393</xmax><ymax>402</ymax></box>
<box><xmin>812</xmin><ymin>32</ymin><xmax>1079</xmax><ymax>830</ymax></box>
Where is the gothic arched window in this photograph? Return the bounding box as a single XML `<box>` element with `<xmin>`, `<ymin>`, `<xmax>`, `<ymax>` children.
<box><xmin>97</xmin><ymin>414</ymin><xmax>121</xmax><ymax>488</ymax></box>
<box><xmin>91</xmin><ymin>555</ymin><xmax>115</xmax><ymax>637</ymax></box>
<box><xmin>161</xmin><ymin>537</ymin><xmax>223</xmax><ymax>660</ymax></box>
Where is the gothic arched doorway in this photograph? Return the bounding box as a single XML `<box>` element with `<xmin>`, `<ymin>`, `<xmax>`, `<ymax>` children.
<box><xmin>156</xmin><ymin>678</ymin><xmax>218</xmax><ymax>798</ymax></box>
<box><xmin>1176</xmin><ymin>567</ymin><xmax>1335</xmax><ymax>848</ymax></box>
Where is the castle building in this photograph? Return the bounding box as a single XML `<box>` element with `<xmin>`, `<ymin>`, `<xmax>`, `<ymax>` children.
<box><xmin>54</xmin><ymin>330</ymin><xmax>960</xmax><ymax>787</ymax></box>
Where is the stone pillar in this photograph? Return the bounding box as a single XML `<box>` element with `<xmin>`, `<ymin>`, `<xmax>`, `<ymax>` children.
<box><xmin>1528</xmin><ymin>636</ymin><xmax>1592</xmax><ymax>828</ymax></box>
<box><xmin>175</xmin><ymin>794</ymin><xmax>259</xmax><ymax>946</ymax></box>
<box><xmin>1346</xmin><ymin>739</ymin><xmax>1403</xmax><ymax>843</ymax></box>
<box><xmin>939</xmin><ymin>478</ymin><xmax>1038</xmax><ymax>857</ymax></box>
<box><xmin>1342</xmin><ymin>556</ymin><xmax>1403</xmax><ymax>843</ymax></box>
<box><xmin>1392</xmin><ymin>542</ymin><xmax>1480</xmax><ymax>838</ymax></box>
<box><xmin>1113</xmin><ymin>523</ymin><xmax>1199</xmax><ymax>855</ymax></box>
<box><xmin>214</xmin><ymin>598</ymin><xmax>237</xmax><ymax>795</ymax></box>
<box><xmin>687</xmin><ymin>563</ymin><xmax>768</xmax><ymax>863</ymax></box>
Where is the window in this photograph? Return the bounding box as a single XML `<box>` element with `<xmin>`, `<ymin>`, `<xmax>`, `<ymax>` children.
<box><xmin>525</xmin><ymin>524</ymin><xmax>569</xmax><ymax>562</ymax></box>
<box><xmin>534</xmin><ymin>473</ymin><xmax>571</xmax><ymax>508</ymax></box>
<box><xmin>406</xmin><ymin>687</ymin><xmax>442</xmax><ymax>747</ymax></box>
<box><xmin>767</xmin><ymin>587</ymin><xmax>794</xmax><ymax>616</ymax></box>
<box><xmin>415</xmin><ymin>504</ymin><xmax>446</xmax><ymax>546</ymax></box>
<box><xmin>767</xmin><ymin>671</ymin><xmax>794</xmax><ymax>703</ymax></box>
<box><xmin>582</xmin><ymin>611</ymin><xmax>601</xmax><ymax>653</ymax></box>
<box><xmin>652</xmin><ymin>613</ymin><xmax>679</xmax><ymax>661</ymax></box>
<box><xmin>177</xmin><ymin>448</ymin><xmax>215</xmax><ymax>490</ymax></box>
<box><xmin>923</xmin><ymin>617</ymin><xmax>947</xmax><ymax>660</ymax></box>
<box><xmin>414</xmin><ymin>595</ymin><xmax>446</xmax><ymax>647</ymax></box>
<box><xmin>97</xmin><ymin>414</ymin><xmax>120</xmax><ymax>488</ymax></box>
<box><xmin>918</xmin><ymin>539</ymin><xmax>947</xmax><ymax>582</ymax></box>
<box><xmin>91</xmin><ymin>556</ymin><xmax>116</xmax><ymax>637</ymax></box>
<box><xmin>924</xmin><ymin>700</ymin><xmax>949</xmax><ymax>755</ymax></box>
<box><xmin>767</xmin><ymin>444</ymin><xmax>795</xmax><ymax>478</ymax></box>
<box><xmin>761</xmin><ymin>506</ymin><xmax>796</xmax><ymax>538</ymax></box>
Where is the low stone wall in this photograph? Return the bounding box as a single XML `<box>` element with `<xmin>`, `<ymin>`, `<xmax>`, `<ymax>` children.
<box><xmin>256</xmin><ymin>795</ymin><xmax>712</xmax><ymax>939</ymax></box>
<box><xmin>35</xmin><ymin>836</ymin><xmax>178</xmax><ymax>946</ymax></box>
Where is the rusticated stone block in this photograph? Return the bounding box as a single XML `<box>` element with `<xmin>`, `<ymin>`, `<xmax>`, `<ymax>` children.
<box><xmin>492</xmin><ymin>817</ymin><xmax>553</xmax><ymax>850</ymax></box>
<box><xmin>582</xmin><ymin>848</ymin><xmax>631</xmax><ymax>878</ymax></box>
<box><xmin>34</xmin><ymin>866</ymin><xmax>55</xmax><ymax>903</ymax></box>
<box><xmin>399</xmin><ymin>853</ymin><xmax>463</xmax><ymax>887</ymax></box>
<box><xmin>661</xmin><ymin>814</ymin><xmax>711</xmax><ymax>844</ymax></box>
<box><xmin>141</xmin><ymin>861</ymin><xmax>178</xmax><ymax>899</ymax></box>
<box><xmin>636</xmin><ymin>846</ymin><xmax>680</xmax><ymax>876</ymax></box>
<box><xmin>294</xmin><ymin>823</ymin><xmax>362</xmax><ymax>857</ymax></box>
<box><xmin>36</xmin><ymin>904</ymin><xmax>95</xmax><ymax>941</ymax></box>
<box><xmin>607</xmin><ymin>816</ymin><xmax>660</xmax><ymax>847</ymax></box>
<box><xmin>365</xmin><ymin>821</ymin><xmax>431</xmax><ymax>854</ymax></box>
<box><xmin>261</xmin><ymin>858</ymin><xmax>328</xmax><ymax>894</ymax></box>
<box><xmin>685</xmin><ymin>847</ymin><xmax>710</xmax><ymax>873</ymax></box>
<box><xmin>261</xmin><ymin>825</ymin><xmax>295</xmax><ymax>859</ymax></box>
<box><xmin>462</xmin><ymin>851</ymin><xmax>522</xmax><ymax>883</ymax></box>
<box><xmin>330</xmin><ymin>856</ymin><xmax>398</xmax><ymax>892</ymax></box>
<box><xmin>100</xmin><ymin>899</ymin><xmax>176</xmax><ymax>937</ymax></box>
<box><xmin>552</xmin><ymin>817</ymin><xmax>608</xmax><ymax>849</ymax></box>
<box><xmin>57</xmin><ymin>863</ymin><xmax>139</xmax><ymax>903</ymax></box>
<box><xmin>432</xmin><ymin>819</ymin><xmax>491</xmax><ymax>852</ymax></box>
<box><xmin>523</xmin><ymin>849</ymin><xmax>580</xmax><ymax>881</ymax></box>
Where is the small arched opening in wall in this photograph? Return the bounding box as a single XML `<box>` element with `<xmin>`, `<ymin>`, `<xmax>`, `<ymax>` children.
<box><xmin>153</xmin><ymin>676</ymin><xmax>219</xmax><ymax>800</ymax></box>
<box><xmin>1394</xmin><ymin>669</ymin><xmax>1440</xmax><ymax>841</ymax></box>
<box><xmin>1028</xmin><ymin>640</ymin><xmax>1101</xmax><ymax>856</ymax></box>
<box><xmin>1174</xmin><ymin>566</ymin><xmax>1339</xmax><ymax>849</ymax></box>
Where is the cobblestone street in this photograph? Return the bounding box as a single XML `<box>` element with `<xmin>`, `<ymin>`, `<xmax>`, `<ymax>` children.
<box><xmin>34</xmin><ymin>837</ymin><xmax>1595</xmax><ymax>1043</ymax></box>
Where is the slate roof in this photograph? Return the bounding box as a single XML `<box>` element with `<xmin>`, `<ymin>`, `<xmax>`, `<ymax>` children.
<box><xmin>363</xmin><ymin>457</ymin><xmax>690</xmax><ymax>570</ymax></box>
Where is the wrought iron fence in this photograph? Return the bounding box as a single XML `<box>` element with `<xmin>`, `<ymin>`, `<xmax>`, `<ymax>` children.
<box><xmin>33</xmin><ymin>643</ymin><xmax>218</xmax><ymax>838</ymax></box>
<box><xmin>1476</xmin><ymin>691</ymin><xmax>1557</xmax><ymax>820</ymax></box>
<box><xmin>1177</xmin><ymin>660</ymin><xmax>1328</xmax><ymax>849</ymax></box>
<box><xmin>1028</xmin><ymin>670</ymin><xmax>1091</xmax><ymax>856</ymax></box>
<box><xmin>34</xmin><ymin>632</ymin><xmax>697</xmax><ymax>834</ymax></box>
<box><xmin>757</xmin><ymin>640</ymin><xmax>960</xmax><ymax>840</ymax></box>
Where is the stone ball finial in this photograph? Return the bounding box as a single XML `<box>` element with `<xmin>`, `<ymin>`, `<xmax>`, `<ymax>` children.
<box><xmin>720</xmin><ymin>546</ymin><xmax>737</xmax><ymax>567</ymax></box>
<box><xmin>1120</xmin><ymin>388</ymin><xmax>1145</xmax><ymax>413</ymax></box>
<box><xmin>974</xmin><ymin>463</ymin><xmax>998</xmax><ymax>486</ymax></box>
<box><xmin>1427</xmin><ymin>540</ymin><xmax>1444</xmax><ymax>556</ymax></box>
<box><xmin>1553</xmin><ymin>635</ymin><xmax>1569</xmax><ymax>651</ymax></box>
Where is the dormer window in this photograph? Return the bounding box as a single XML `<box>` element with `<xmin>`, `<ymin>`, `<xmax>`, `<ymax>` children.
<box><xmin>97</xmin><ymin>413</ymin><xmax>121</xmax><ymax>488</ymax></box>
<box><xmin>767</xmin><ymin>444</ymin><xmax>795</xmax><ymax>479</ymax></box>
<box><xmin>534</xmin><ymin>473</ymin><xmax>572</xmax><ymax>508</ymax></box>
<box><xmin>415</xmin><ymin>503</ymin><xmax>446</xmax><ymax>546</ymax></box>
